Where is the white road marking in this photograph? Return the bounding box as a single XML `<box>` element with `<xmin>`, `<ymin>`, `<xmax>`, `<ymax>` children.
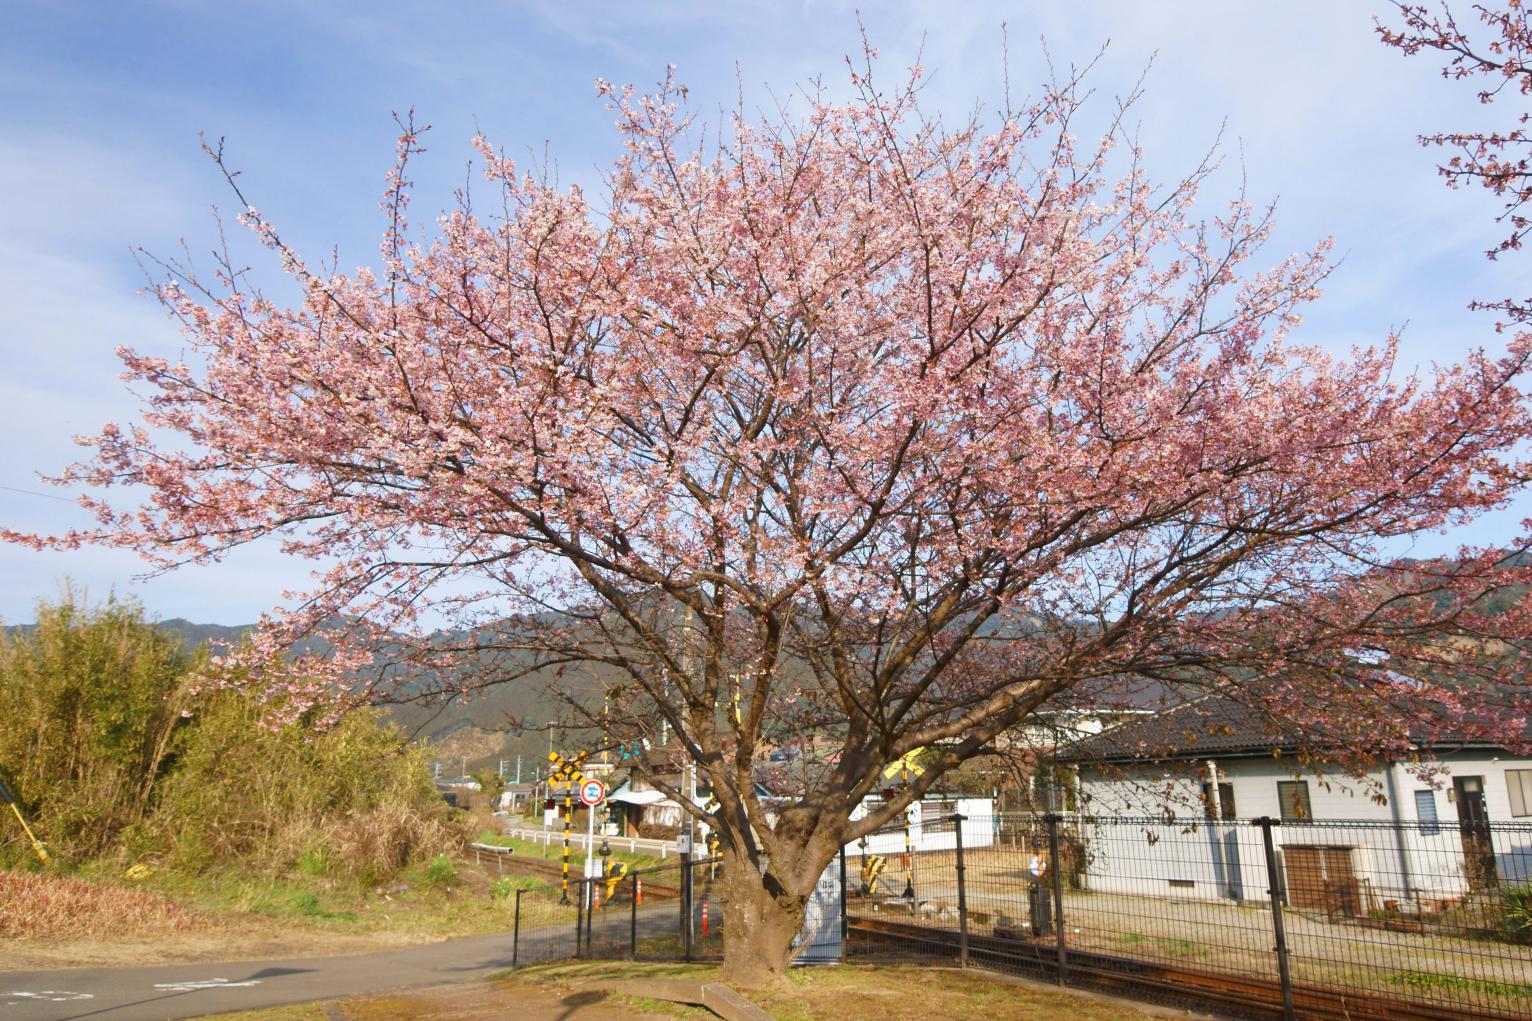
<box><xmin>152</xmin><ymin>978</ymin><xmax>263</xmax><ymax>991</ymax></box>
<box><xmin>3</xmin><ymin>991</ymin><xmax>94</xmax><ymax>1004</ymax></box>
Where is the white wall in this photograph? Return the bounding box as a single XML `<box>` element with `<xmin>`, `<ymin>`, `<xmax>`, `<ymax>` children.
<box><xmin>846</xmin><ymin>797</ymin><xmax>995</xmax><ymax>857</ymax></box>
<box><xmin>1076</xmin><ymin>751</ymin><xmax>1532</xmax><ymax>905</ymax></box>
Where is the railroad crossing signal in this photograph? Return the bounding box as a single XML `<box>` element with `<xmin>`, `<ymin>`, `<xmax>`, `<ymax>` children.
<box><xmin>882</xmin><ymin>748</ymin><xmax>926</xmax><ymax>781</ymax></box>
<box><xmin>548</xmin><ymin>750</ymin><xmax>589</xmax><ymax>903</ymax></box>
<box><xmin>881</xmin><ymin>749</ymin><xmax>924</xmax><ymax>903</ymax></box>
<box><xmin>862</xmin><ymin>854</ymin><xmax>887</xmax><ymax>895</ymax></box>
<box><xmin>548</xmin><ymin>750</ymin><xmax>587</xmax><ymax>784</ymax></box>
<box><xmin>605</xmin><ymin>860</ymin><xmax>630</xmax><ymax>902</ymax></box>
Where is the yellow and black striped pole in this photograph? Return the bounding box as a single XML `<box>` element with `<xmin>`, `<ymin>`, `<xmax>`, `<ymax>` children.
<box><xmin>561</xmin><ymin>773</ymin><xmax>572</xmax><ymax>902</ymax></box>
<box><xmin>547</xmin><ymin>750</ymin><xmax>586</xmax><ymax>905</ymax></box>
<box><xmin>882</xmin><ymin>750</ymin><xmax>925</xmax><ymax>904</ymax></box>
<box><xmin>901</xmin><ymin>763</ymin><xmax>915</xmax><ymax>901</ymax></box>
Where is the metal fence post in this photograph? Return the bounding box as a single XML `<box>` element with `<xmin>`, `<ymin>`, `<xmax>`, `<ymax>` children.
<box><xmin>630</xmin><ymin>871</ymin><xmax>639</xmax><ymax>960</ymax></box>
<box><xmin>574</xmin><ymin>876</ymin><xmax>585</xmax><ymax>957</ymax></box>
<box><xmin>1044</xmin><ymin>812</ymin><xmax>1068</xmax><ymax>986</ymax></box>
<box><xmin>952</xmin><ymin>812</ymin><xmax>969</xmax><ymax>968</ymax></box>
<box><xmin>585</xmin><ymin>878</ymin><xmax>596</xmax><ymax>954</ymax></box>
<box><xmin>1257</xmin><ymin>817</ymin><xmax>1297</xmax><ymax>1021</ymax></box>
<box><xmin>513</xmin><ymin>887</ymin><xmax>523</xmax><ymax>967</ymax></box>
<box><xmin>839</xmin><ymin>846</ymin><xmax>849</xmax><ymax>963</ymax></box>
<box><xmin>682</xmin><ymin>850</ymin><xmax>694</xmax><ymax>963</ymax></box>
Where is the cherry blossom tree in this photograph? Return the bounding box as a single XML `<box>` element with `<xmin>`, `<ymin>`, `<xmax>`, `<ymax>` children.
<box><xmin>10</xmin><ymin>51</ymin><xmax>1532</xmax><ymax>981</ymax></box>
<box><xmin>1379</xmin><ymin>0</ymin><xmax>1532</xmax><ymax>323</ymax></box>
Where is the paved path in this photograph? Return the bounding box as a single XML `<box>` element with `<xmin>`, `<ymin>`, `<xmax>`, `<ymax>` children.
<box><xmin>0</xmin><ymin>906</ymin><xmax>696</xmax><ymax>1021</ymax></box>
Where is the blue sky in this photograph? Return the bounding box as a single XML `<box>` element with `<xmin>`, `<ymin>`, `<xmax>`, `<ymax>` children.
<box><xmin>0</xmin><ymin>0</ymin><xmax>1525</xmax><ymax>624</ymax></box>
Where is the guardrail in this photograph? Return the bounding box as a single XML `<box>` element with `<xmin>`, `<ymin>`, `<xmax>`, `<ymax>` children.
<box><xmin>500</xmin><ymin>826</ymin><xmax>677</xmax><ymax>857</ymax></box>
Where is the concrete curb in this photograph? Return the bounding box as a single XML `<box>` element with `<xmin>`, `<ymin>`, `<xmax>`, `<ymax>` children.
<box><xmin>597</xmin><ymin>978</ymin><xmax>775</xmax><ymax>1021</ymax></box>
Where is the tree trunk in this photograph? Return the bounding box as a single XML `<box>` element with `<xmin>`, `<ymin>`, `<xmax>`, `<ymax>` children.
<box><xmin>716</xmin><ymin>851</ymin><xmax>819</xmax><ymax>988</ymax></box>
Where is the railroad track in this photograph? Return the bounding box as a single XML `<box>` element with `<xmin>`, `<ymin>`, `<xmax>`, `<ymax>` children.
<box><xmin>847</xmin><ymin>915</ymin><xmax>1527</xmax><ymax>1021</ymax></box>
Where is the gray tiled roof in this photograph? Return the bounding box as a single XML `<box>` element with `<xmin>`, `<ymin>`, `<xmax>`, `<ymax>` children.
<box><xmin>1054</xmin><ymin>694</ymin><xmax>1315</xmax><ymax>763</ymax></box>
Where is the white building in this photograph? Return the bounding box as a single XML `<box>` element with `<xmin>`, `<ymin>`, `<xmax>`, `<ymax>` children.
<box><xmin>1058</xmin><ymin>694</ymin><xmax>1532</xmax><ymax>914</ymax></box>
<box><xmin>846</xmin><ymin>796</ymin><xmax>996</xmax><ymax>857</ymax></box>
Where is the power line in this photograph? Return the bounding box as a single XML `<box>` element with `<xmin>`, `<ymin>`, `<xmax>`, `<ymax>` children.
<box><xmin>0</xmin><ymin>483</ymin><xmax>76</xmax><ymax>504</ymax></box>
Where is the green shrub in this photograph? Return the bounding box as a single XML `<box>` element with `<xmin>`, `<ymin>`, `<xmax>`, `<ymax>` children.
<box><xmin>0</xmin><ymin>591</ymin><xmax>461</xmax><ymax>884</ymax></box>
<box><xmin>291</xmin><ymin>891</ymin><xmax>323</xmax><ymax>915</ymax></box>
<box><xmin>424</xmin><ymin>854</ymin><xmax>458</xmax><ymax>885</ymax></box>
<box><xmin>1502</xmin><ymin>883</ymin><xmax>1532</xmax><ymax>942</ymax></box>
<box><xmin>142</xmin><ymin>667</ymin><xmax>460</xmax><ymax>882</ymax></box>
<box><xmin>0</xmin><ymin>591</ymin><xmax>196</xmax><ymax>865</ymax></box>
<box><xmin>295</xmin><ymin>846</ymin><xmax>333</xmax><ymax>878</ymax></box>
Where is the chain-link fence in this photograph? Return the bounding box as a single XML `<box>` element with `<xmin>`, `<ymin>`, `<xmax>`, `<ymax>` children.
<box><xmin>845</xmin><ymin>813</ymin><xmax>1532</xmax><ymax>1021</ymax></box>
<box><xmin>496</xmin><ymin>813</ymin><xmax>1531</xmax><ymax>1020</ymax></box>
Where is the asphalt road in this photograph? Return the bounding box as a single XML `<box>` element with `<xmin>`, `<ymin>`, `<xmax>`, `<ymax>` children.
<box><xmin>0</xmin><ymin>907</ymin><xmax>694</xmax><ymax>1021</ymax></box>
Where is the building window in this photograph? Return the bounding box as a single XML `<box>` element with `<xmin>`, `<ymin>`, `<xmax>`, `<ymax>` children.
<box><xmin>1201</xmin><ymin>781</ymin><xmax>1237</xmax><ymax>819</ymax></box>
<box><xmin>1414</xmin><ymin>789</ymin><xmax>1440</xmax><ymax>835</ymax></box>
<box><xmin>1508</xmin><ymin>769</ymin><xmax>1532</xmax><ymax>818</ymax></box>
<box><xmin>1277</xmin><ymin>781</ymin><xmax>1312</xmax><ymax>821</ymax></box>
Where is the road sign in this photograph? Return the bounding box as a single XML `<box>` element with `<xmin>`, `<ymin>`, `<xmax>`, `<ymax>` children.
<box><xmin>579</xmin><ymin>778</ymin><xmax>607</xmax><ymax>807</ymax></box>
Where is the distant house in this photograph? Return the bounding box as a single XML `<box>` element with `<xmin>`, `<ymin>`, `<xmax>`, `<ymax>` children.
<box><xmin>990</xmin><ymin>676</ymin><xmax>1172</xmax><ymax>813</ymax></box>
<box><xmin>1056</xmin><ymin>693</ymin><xmax>1532</xmax><ymax>911</ymax></box>
<box><xmin>495</xmin><ymin>782</ymin><xmax>538</xmax><ymax>812</ymax></box>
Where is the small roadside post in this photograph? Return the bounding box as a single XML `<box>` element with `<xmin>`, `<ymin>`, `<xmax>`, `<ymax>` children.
<box><xmin>579</xmin><ymin>777</ymin><xmax>607</xmax><ymax>947</ymax></box>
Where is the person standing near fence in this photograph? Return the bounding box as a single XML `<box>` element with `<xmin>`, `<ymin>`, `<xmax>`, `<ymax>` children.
<box><xmin>1028</xmin><ymin>848</ymin><xmax>1053</xmax><ymax>936</ymax></box>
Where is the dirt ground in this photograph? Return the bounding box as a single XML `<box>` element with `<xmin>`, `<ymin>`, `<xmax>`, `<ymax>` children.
<box><xmin>198</xmin><ymin>981</ymin><xmax>679</xmax><ymax>1021</ymax></box>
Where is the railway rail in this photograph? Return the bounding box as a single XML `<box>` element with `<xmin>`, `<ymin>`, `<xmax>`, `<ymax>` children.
<box><xmin>846</xmin><ymin>915</ymin><xmax>1528</xmax><ymax>1021</ymax></box>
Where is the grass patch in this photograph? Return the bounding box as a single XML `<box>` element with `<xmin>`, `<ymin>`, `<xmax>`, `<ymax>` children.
<box><xmin>1113</xmin><ymin>931</ymin><xmax>1203</xmax><ymax>957</ymax></box>
<box><xmin>4</xmin><ymin>856</ymin><xmax>556</xmax><ymax>953</ymax></box>
<box><xmin>423</xmin><ymin>854</ymin><xmax>458</xmax><ymax>885</ymax></box>
<box><xmin>490</xmin><ymin>875</ymin><xmax>550</xmax><ymax>899</ymax></box>
<box><xmin>197</xmin><ymin>961</ymin><xmax>1180</xmax><ymax>1021</ymax></box>
<box><xmin>507</xmin><ymin>960</ymin><xmax>1175</xmax><ymax>1020</ymax></box>
<box><xmin>475</xmin><ymin>830</ymin><xmax>669</xmax><ymax>872</ymax></box>
<box><xmin>609</xmin><ymin>994</ymin><xmax>712</xmax><ymax>1018</ymax></box>
<box><xmin>1388</xmin><ymin>969</ymin><xmax>1532</xmax><ymax>999</ymax></box>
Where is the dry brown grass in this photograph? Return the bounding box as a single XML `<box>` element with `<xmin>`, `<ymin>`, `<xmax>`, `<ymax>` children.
<box><xmin>319</xmin><ymin>803</ymin><xmax>461</xmax><ymax>880</ymax></box>
<box><xmin>0</xmin><ymin>870</ymin><xmax>204</xmax><ymax>940</ymax></box>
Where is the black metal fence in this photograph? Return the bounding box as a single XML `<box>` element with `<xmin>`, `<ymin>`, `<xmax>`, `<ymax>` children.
<box><xmin>846</xmin><ymin>813</ymin><xmax>1532</xmax><ymax>1021</ymax></box>
<box><xmin>505</xmin><ymin>853</ymin><xmax>727</xmax><ymax>968</ymax></box>
<box><xmin>499</xmin><ymin>815</ymin><xmax>1532</xmax><ymax>1021</ymax></box>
